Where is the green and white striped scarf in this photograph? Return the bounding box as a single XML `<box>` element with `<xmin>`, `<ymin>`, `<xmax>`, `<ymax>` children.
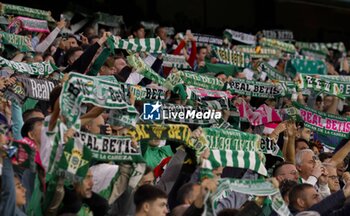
<box><xmin>127</xmin><ymin>54</ymin><xmax>169</xmax><ymax>88</ymax></box>
<box><xmin>296</xmin><ymin>74</ymin><xmax>343</xmax><ymax>99</ymax></box>
<box><xmin>0</xmin><ymin>56</ymin><xmax>57</xmax><ymax>75</ymax></box>
<box><xmin>59</xmin><ymin>72</ymin><xmax>138</xmax><ymax>128</ymax></box>
<box><xmin>233</xmin><ymin>45</ymin><xmax>281</xmax><ymax>59</ymax></box>
<box><xmin>223</xmin><ymin>29</ymin><xmax>256</xmax><ymax>45</ymax></box>
<box><xmin>212</xmin><ymin>45</ymin><xmax>249</xmax><ymax>67</ymax></box>
<box><xmin>226</xmin><ymin>78</ymin><xmax>296</xmax><ymax>98</ymax></box>
<box><xmin>0</xmin><ymin>31</ymin><xmax>33</xmax><ymax>52</ymax></box>
<box><xmin>259</xmin><ymin>38</ymin><xmax>296</xmax><ymax>54</ymax></box>
<box><xmin>256</xmin><ymin>61</ymin><xmax>289</xmax><ymax>81</ymax></box>
<box><xmin>203</xmin><ymin>149</ymin><xmax>267</xmax><ymax>175</ymax></box>
<box><xmin>162</xmin><ymin>54</ymin><xmax>192</xmax><ymax>69</ymax></box>
<box><xmin>57</xmin><ymin>138</ymin><xmax>92</xmax><ymax>183</ymax></box>
<box><xmin>0</xmin><ymin>3</ymin><xmax>55</xmax><ymax>22</ymax></box>
<box><xmin>107</xmin><ymin>36</ymin><xmax>163</xmax><ymax>53</ymax></box>
<box><xmin>166</xmin><ymin>70</ymin><xmax>225</xmax><ymax>90</ymax></box>
<box><xmin>73</xmin><ymin>131</ymin><xmax>144</xmax><ymax>163</ymax></box>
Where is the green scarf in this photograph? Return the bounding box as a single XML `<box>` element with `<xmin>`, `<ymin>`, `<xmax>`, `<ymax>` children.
<box><xmin>293</xmin><ymin>101</ymin><xmax>350</xmax><ymax>138</ymax></box>
<box><xmin>57</xmin><ymin>138</ymin><xmax>92</xmax><ymax>182</ymax></box>
<box><xmin>296</xmin><ymin>74</ymin><xmax>343</xmax><ymax>99</ymax></box>
<box><xmin>261</xmin><ymin>30</ymin><xmax>294</xmax><ymax>41</ymax></box>
<box><xmin>299</xmin><ymin>48</ymin><xmax>327</xmax><ymax>61</ymax></box>
<box><xmin>295</xmin><ymin>42</ymin><xmax>329</xmax><ymax>55</ymax></box>
<box><xmin>226</xmin><ymin>78</ymin><xmax>296</xmax><ymax>98</ymax></box>
<box><xmin>129</xmin><ymin>124</ymin><xmax>195</xmax><ymax>149</ymax></box>
<box><xmin>127</xmin><ymin>54</ymin><xmax>168</xmax><ymax>87</ymax></box>
<box><xmin>203</xmin><ymin>127</ymin><xmax>260</xmax><ymax>152</ymax></box>
<box><xmin>260</xmin><ymin>137</ymin><xmax>284</xmax><ymax>159</ymax></box>
<box><xmin>129</xmin><ymin>85</ymin><xmax>166</xmax><ymax>101</ymax></box>
<box><xmin>204</xmin><ymin>149</ymin><xmax>267</xmax><ymax>175</ymax></box>
<box><xmin>74</xmin><ymin>131</ymin><xmax>144</xmax><ymax>163</ymax></box>
<box><xmin>0</xmin><ymin>31</ymin><xmax>33</xmax><ymax>52</ymax></box>
<box><xmin>212</xmin><ymin>45</ymin><xmax>249</xmax><ymax>67</ymax></box>
<box><xmin>192</xmin><ymin>33</ymin><xmax>223</xmax><ymax>46</ymax></box>
<box><xmin>326</xmin><ymin>42</ymin><xmax>346</xmax><ymax>52</ymax></box>
<box><xmin>234</xmin><ymin>45</ymin><xmax>281</xmax><ymax>58</ymax></box>
<box><xmin>318</xmin><ymin>75</ymin><xmax>350</xmax><ymax>97</ymax></box>
<box><xmin>197</xmin><ymin>61</ymin><xmax>239</xmax><ymax>77</ymax></box>
<box><xmin>285</xmin><ymin>58</ymin><xmax>327</xmax><ymax>77</ymax></box>
<box><xmin>223</xmin><ymin>29</ymin><xmax>256</xmax><ymax>45</ymax></box>
<box><xmin>86</xmin><ymin>48</ymin><xmax>112</xmax><ymax>76</ymax></box>
<box><xmin>256</xmin><ymin>61</ymin><xmax>289</xmax><ymax>81</ymax></box>
<box><xmin>60</xmin><ymin>72</ymin><xmax>138</xmax><ymax>128</ymax></box>
<box><xmin>108</xmin><ymin>109</ymin><xmax>139</xmax><ymax>128</ymax></box>
<box><xmin>259</xmin><ymin>38</ymin><xmax>296</xmax><ymax>53</ymax></box>
<box><xmin>0</xmin><ymin>3</ymin><xmax>55</xmax><ymax>22</ymax></box>
<box><xmin>107</xmin><ymin>36</ymin><xmax>164</xmax><ymax>53</ymax></box>
<box><xmin>166</xmin><ymin>70</ymin><xmax>225</xmax><ymax>90</ymax></box>
<box><xmin>0</xmin><ymin>56</ymin><xmax>58</xmax><ymax>75</ymax></box>
<box><xmin>162</xmin><ymin>54</ymin><xmax>192</xmax><ymax>69</ymax></box>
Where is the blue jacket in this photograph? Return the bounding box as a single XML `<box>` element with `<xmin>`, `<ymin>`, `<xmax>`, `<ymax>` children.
<box><xmin>0</xmin><ymin>158</ymin><xmax>27</xmax><ymax>216</ymax></box>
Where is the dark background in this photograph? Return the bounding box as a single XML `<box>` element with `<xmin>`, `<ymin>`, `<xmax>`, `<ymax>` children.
<box><xmin>5</xmin><ymin>0</ymin><xmax>350</xmax><ymax>46</ymax></box>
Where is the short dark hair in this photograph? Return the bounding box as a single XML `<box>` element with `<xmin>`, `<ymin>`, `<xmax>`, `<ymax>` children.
<box><xmin>272</xmin><ymin>161</ymin><xmax>295</xmax><ymax>177</ymax></box>
<box><xmin>22</xmin><ymin>108</ymin><xmax>43</xmax><ymax>122</ymax></box>
<box><xmin>155</xmin><ymin>25</ymin><xmax>165</xmax><ymax>35</ymax></box>
<box><xmin>289</xmin><ymin>183</ymin><xmax>314</xmax><ymax>208</ymax></box>
<box><xmin>295</xmin><ymin>138</ymin><xmax>309</xmax><ymax>149</ymax></box>
<box><xmin>66</xmin><ymin>47</ymin><xmax>83</xmax><ymax>62</ymax></box>
<box><xmin>21</xmin><ymin>117</ymin><xmax>44</xmax><ymax>138</ymax></box>
<box><xmin>132</xmin><ymin>23</ymin><xmax>145</xmax><ymax>33</ymax></box>
<box><xmin>134</xmin><ymin>184</ymin><xmax>167</xmax><ymax>212</ymax></box>
<box><xmin>197</xmin><ymin>46</ymin><xmax>207</xmax><ymax>53</ymax></box>
<box><xmin>176</xmin><ymin>182</ymin><xmax>196</xmax><ymax>205</ymax></box>
<box><xmin>215</xmin><ymin>72</ymin><xmax>226</xmax><ymax>78</ymax></box>
<box><xmin>144</xmin><ymin>166</ymin><xmax>153</xmax><ymax>175</ymax></box>
<box><xmin>280</xmin><ymin>179</ymin><xmax>298</xmax><ymax>199</ymax></box>
<box><xmin>318</xmin><ymin>152</ymin><xmax>333</xmax><ymax>162</ymax></box>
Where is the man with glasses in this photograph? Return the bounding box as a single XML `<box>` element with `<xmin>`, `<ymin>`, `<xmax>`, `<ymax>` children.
<box><xmin>273</xmin><ymin>162</ymin><xmax>299</xmax><ymax>183</ymax></box>
<box><xmin>324</xmin><ymin>163</ymin><xmax>341</xmax><ymax>194</ymax></box>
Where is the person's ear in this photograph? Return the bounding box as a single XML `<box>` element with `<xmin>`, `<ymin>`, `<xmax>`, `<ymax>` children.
<box><xmin>143</xmin><ymin>202</ymin><xmax>150</xmax><ymax>212</ymax></box>
<box><xmin>28</xmin><ymin>131</ymin><xmax>35</xmax><ymax>140</ymax></box>
<box><xmin>296</xmin><ymin>197</ymin><xmax>305</xmax><ymax>208</ymax></box>
<box><xmin>296</xmin><ymin>165</ymin><xmax>302</xmax><ymax>172</ymax></box>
